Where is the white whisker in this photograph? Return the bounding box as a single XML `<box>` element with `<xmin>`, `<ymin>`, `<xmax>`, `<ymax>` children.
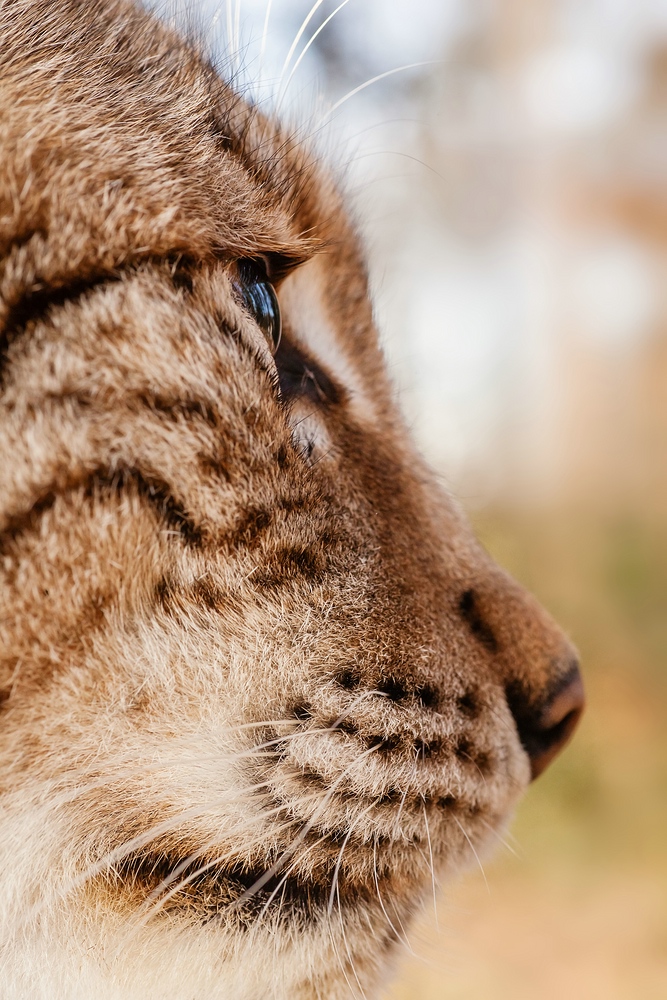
<box><xmin>278</xmin><ymin>0</ymin><xmax>328</xmax><ymax>85</ymax></box>
<box><xmin>226</xmin><ymin>0</ymin><xmax>233</xmax><ymax>59</ymax></box>
<box><xmin>258</xmin><ymin>0</ymin><xmax>273</xmax><ymax>82</ymax></box>
<box><xmin>277</xmin><ymin>0</ymin><xmax>355</xmax><ymax>108</ymax></box>
<box><xmin>478</xmin><ymin>816</ymin><xmax>521</xmax><ymax>860</ymax></box>
<box><xmin>337</xmin><ymin>880</ymin><xmax>368</xmax><ymax>1000</ymax></box>
<box><xmin>372</xmin><ymin>838</ymin><xmax>416</xmax><ymax>958</ymax></box>
<box><xmin>326</xmin><ymin>800</ymin><xmax>374</xmax><ymax>918</ymax></box>
<box><xmin>453</xmin><ymin>814</ymin><xmax>490</xmax><ymax>894</ymax></box>
<box><xmin>248</xmin><ymin>831</ymin><xmax>329</xmax><ymax>935</ymax></box>
<box><xmin>319</xmin><ymin>62</ymin><xmax>438</xmax><ymax>123</ymax></box>
<box><xmin>422</xmin><ymin>800</ymin><xmax>439</xmax><ymax>931</ymax></box>
<box><xmin>327</xmin><ymin>828</ymin><xmax>354</xmax><ymax>919</ymax></box>
<box><xmin>234</xmin><ymin>0</ymin><xmax>241</xmax><ymax>58</ymax></box>
<box><xmin>327</xmin><ymin>902</ymin><xmax>359</xmax><ymax>1000</ymax></box>
<box><xmin>112</xmin><ymin>740</ymin><xmax>381</xmax><ymax>944</ymax></box>
<box><xmin>391</xmin><ymin>785</ymin><xmax>409</xmax><ymax>841</ymax></box>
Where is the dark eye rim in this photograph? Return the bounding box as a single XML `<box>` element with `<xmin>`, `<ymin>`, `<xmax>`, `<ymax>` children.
<box><xmin>231</xmin><ymin>258</ymin><xmax>282</xmax><ymax>354</ymax></box>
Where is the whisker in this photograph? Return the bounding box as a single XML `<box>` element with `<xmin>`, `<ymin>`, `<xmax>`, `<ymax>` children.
<box><xmin>391</xmin><ymin>785</ymin><xmax>409</xmax><ymax>841</ymax></box>
<box><xmin>386</xmin><ymin>892</ymin><xmax>415</xmax><ymax>958</ymax></box>
<box><xmin>234</xmin><ymin>0</ymin><xmax>241</xmax><ymax>61</ymax></box>
<box><xmin>39</xmin><ymin>712</ymin><xmax>386</xmax><ymax>923</ymax></box>
<box><xmin>17</xmin><ymin>793</ymin><xmax>269</xmax><ymax>935</ymax></box>
<box><xmin>248</xmin><ymin>831</ymin><xmax>330</xmax><ymax>934</ymax></box>
<box><xmin>58</xmin><ymin>768</ymin><xmax>352</xmax><ymax>916</ymax></box>
<box><xmin>327</xmin><ymin>903</ymin><xmax>359</xmax><ymax>1000</ymax></box>
<box><xmin>337</xmin><ymin>880</ymin><xmax>368</xmax><ymax>1000</ymax></box>
<box><xmin>277</xmin><ymin>0</ymin><xmax>355</xmax><ymax>109</ymax></box>
<box><xmin>456</xmin><ymin>748</ymin><xmax>488</xmax><ymax>786</ymax></box>
<box><xmin>278</xmin><ymin>0</ymin><xmax>329</xmax><ymax>86</ymax></box>
<box><xmin>319</xmin><ymin>62</ymin><xmax>438</xmax><ymax>124</ymax></box>
<box><xmin>453</xmin><ymin>814</ymin><xmax>490</xmax><ymax>894</ymax></box>
<box><xmin>326</xmin><ymin>800</ymin><xmax>374</xmax><ymax>919</ymax></box>
<box><xmin>372</xmin><ymin>838</ymin><xmax>416</xmax><ymax>958</ymax></box>
<box><xmin>345</xmin><ymin>116</ymin><xmax>428</xmax><ymax>141</ymax></box>
<box><xmin>111</xmin><ymin>812</ymin><xmax>312</xmax><ymax>948</ymax></box>
<box><xmin>346</xmin><ymin>148</ymin><xmax>445</xmax><ymax>180</ymax></box>
<box><xmin>422</xmin><ymin>800</ymin><xmax>439</xmax><ymax>932</ymax></box>
<box><xmin>65</xmin><ymin>785</ymin><xmax>273</xmax><ymax>884</ymax></box>
<box><xmin>478</xmin><ymin>816</ymin><xmax>521</xmax><ymax>860</ymax></box>
<box><xmin>258</xmin><ymin>0</ymin><xmax>273</xmax><ymax>83</ymax></box>
<box><xmin>327</xmin><ymin>826</ymin><xmax>354</xmax><ymax>918</ymax></box>
<box><xmin>226</xmin><ymin>0</ymin><xmax>234</xmax><ymax>63</ymax></box>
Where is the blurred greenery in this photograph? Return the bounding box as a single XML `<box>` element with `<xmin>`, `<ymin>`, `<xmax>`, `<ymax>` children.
<box><xmin>385</xmin><ymin>506</ymin><xmax>667</xmax><ymax>1000</ymax></box>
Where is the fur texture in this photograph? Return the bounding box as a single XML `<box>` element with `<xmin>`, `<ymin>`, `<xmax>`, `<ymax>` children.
<box><xmin>0</xmin><ymin>2</ymin><xmax>582</xmax><ymax>997</ymax></box>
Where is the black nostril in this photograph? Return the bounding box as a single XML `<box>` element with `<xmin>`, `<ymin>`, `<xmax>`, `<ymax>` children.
<box><xmin>505</xmin><ymin>662</ymin><xmax>585</xmax><ymax>780</ymax></box>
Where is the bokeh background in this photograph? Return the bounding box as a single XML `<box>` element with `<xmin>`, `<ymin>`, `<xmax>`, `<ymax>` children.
<box><xmin>164</xmin><ymin>1</ymin><xmax>667</xmax><ymax>995</ymax></box>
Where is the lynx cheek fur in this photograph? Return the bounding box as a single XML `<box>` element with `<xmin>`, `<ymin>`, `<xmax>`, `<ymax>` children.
<box><xmin>0</xmin><ymin>2</ymin><xmax>584</xmax><ymax>998</ymax></box>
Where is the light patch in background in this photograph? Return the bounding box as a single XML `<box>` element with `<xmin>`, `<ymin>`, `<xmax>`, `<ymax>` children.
<box><xmin>520</xmin><ymin>44</ymin><xmax>641</xmax><ymax>132</ymax></box>
<box><xmin>568</xmin><ymin>235</ymin><xmax>659</xmax><ymax>352</ymax></box>
<box><xmin>383</xmin><ymin>232</ymin><xmax>520</xmax><ymax>489</ymax></box>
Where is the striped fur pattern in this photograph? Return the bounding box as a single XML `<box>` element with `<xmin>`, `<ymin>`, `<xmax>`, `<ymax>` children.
<box><xmin>0</xmin><ymin>2</ymin><xmax>580</xmax><ymax>997</ymax></box>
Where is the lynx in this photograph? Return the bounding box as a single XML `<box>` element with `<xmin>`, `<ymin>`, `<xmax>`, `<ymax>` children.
<box><xmin>0</xmin><ymin>1</ymin><xmax>583</xmax><ymax>997</ymax></box>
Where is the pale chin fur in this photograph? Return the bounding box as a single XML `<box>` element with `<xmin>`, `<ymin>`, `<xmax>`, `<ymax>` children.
<box><xmin>0</xmin><ymin>1</ymin><xmax>583</xmax><ymax>998</ymax></box>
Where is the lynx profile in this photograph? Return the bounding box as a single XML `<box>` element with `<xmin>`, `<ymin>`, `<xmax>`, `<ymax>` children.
<box><xmin>0</xmin><ymin>2</ymin><xmax>583</xmax><ymax>997</ymax></box>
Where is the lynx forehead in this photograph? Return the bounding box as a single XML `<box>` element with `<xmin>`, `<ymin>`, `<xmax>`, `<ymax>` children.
<box><xmin>0</xmin><ymin>2</ymin><xmax>583</xmax><ymax>998</ymax></box>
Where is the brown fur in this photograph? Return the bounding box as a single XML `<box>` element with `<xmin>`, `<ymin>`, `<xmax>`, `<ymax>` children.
<box><xmin>0</xmin><ymin>2</ymin><xmax>581</xmax><ymax>997</ymax></box>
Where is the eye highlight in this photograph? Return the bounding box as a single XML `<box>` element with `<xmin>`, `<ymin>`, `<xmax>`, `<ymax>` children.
<box><xmin>232</xmin><ymin>259</ymin><xmax>282</xmax><ymax>353</ymax></box>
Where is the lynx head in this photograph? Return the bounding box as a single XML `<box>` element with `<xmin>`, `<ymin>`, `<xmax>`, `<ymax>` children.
<box><xmin>0</xmin><ymin>1</ymin><xmax>583</xmax><ymax>997</ymax></box>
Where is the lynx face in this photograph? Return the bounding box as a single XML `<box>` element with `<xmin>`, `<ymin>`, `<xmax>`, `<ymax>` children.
<box><xmin>0</xmin><ymin>2</ymin><xmax>583</xmax><ymax>998</ymax></box>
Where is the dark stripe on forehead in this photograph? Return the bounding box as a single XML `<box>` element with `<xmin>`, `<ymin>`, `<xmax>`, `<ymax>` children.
<box><xmin>0</xmin><ymin>273</ymin><xmax>120</xmax><ymax>384</ymax></box>
<box><xmin>0</xmin><ymin>463</ymin><xmax>331</xmax><ymax>582</ymax></box>
<box><xmin>0</xmin><ymin>253</ymin><xmax>189</xmax><ymax>387</ymax></box>
<box><xmin>0</xmin><ymin>466</ymin><xmax>202</xmax><ymax>554</ymax></box>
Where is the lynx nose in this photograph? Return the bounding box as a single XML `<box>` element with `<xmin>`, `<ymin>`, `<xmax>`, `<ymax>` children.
<box><xmin>506</xmin><ymin>664</ymin><xmax>585</xmax><ymax>780</ymax></box>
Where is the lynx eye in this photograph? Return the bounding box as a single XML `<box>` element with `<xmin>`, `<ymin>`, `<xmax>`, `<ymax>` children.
<box><xmin>233</xmin><ymin>259</ymin><xmax>282</xmax><ymax>353</ymax></box>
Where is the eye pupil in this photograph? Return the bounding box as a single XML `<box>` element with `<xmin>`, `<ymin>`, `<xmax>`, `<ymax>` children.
<box><xmin>235</xmin><ymin>260</ymin><xmax>282</xmax><ymax>353</ymax></box>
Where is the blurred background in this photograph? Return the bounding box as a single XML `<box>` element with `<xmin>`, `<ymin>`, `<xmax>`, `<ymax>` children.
<box><xmin>165</xmin><ymin>0</ymin><xmax>667</xmax><ymax>995</ymax></box>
